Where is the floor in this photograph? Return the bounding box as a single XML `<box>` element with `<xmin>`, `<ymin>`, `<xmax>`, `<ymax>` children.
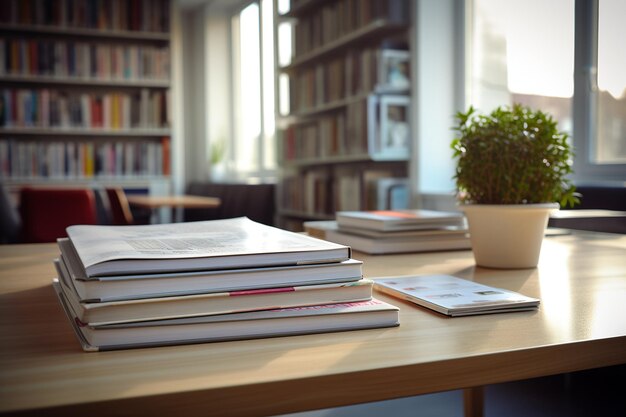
<box><xmin>276</xmin><ymin>365</ymin><xmax>626</xmax><ymax>417</ymax></box>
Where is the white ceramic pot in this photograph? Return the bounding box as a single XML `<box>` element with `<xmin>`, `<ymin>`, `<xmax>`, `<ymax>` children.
<box><xmin>210</xmin><ymin>164</ymin><xmax>226</xmax><ymax>182</ymax></box>
<box><xmin>460</xmin><ymin>203</ymin><xmax>559</xmax><ymax>269</ymax></box>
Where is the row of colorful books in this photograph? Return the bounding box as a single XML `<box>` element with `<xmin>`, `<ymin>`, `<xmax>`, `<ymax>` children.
<box><xmin>52</xmin><ymin>217</ymin><xmax>399</xmax><ymax>351</ymax></box>
<box><xmin>292</xmin><ymin>0</ymin><xmax>407</xmax><ymax>56</ymax></box>
<box><xmin>279</xmin><ymin>165</ymin><xmax>407</xmax><ymax>216</ymax></box>
<box><xmin>284</xmin><ymin>94</ymin><xmax>411</xmax><ymax>163</ymax></box>
<box><xmin>290</xmin><ymin>48</ymin><xmax>409</xmax><ymax>113</ymax></box>
<box><xmin>305</xmin><ymin>209</ymin><xmax>472</xmax><ymax>254</ymax></box>
<box><xmin>0</xmin><ymin>38</ymin><xmax>170</xmax><ymax>81</ymax></box>
<box><xmin>0</xmin><ymin>136</ymin><xmax>170</xmax><ymax>178</ymax></box>
<box><xmin>0</xmin><ymin>88</ymin><xmax>169</xmax><ymax>129</ymax></box>
<box><xmin>0</xmin><ymin>0</ymin><xmax>171</xmax><ymax>33</ymax></box>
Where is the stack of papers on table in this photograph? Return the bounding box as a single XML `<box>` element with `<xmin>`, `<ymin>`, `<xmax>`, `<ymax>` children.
<box><xmin>52</xmin><ymin>217</ymin><xmax>399</xmax><ymax>351</ymax></box>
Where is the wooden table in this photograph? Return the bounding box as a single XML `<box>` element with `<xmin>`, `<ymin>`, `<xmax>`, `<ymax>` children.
<box><xmin>548</xmin><ymin>209</ymin><xmax>626</xmax><ymax>233</ymax></box>
<box><xmin>127</xmin><ymin>194</ymin><xmax>221</xmax><ymax>223</ymax></box>
<box><xmin>1</xmin><ymin>231</ymin><xmax>625</xmax><ymax>416</ymax></box>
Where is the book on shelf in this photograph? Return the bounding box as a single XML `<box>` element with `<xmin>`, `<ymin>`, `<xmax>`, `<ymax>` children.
<box><xmin>291</xmin><ymin>0</ymin><xmax>408</xmax><ymax>57</ymax></box>
<box><xmin>65</xmin><ymin>217</ymin><xmax>352</xmax><ymax>277</ymax></box>
<box><xmin>0</xmin><ymin>138</ymin><xmax>169</xmax><ymax>179</ymax></box>
<box><xmin>373</xmin><ymin>275</ymin><xmax>540</xmax><ymax>316</ymax></box>
<box><xmin>55</xmin><ymin>259</ymin><xmax>372</xmax><ymax>326</ymax></box>
<box><xmin>0</xmin><ymin>38</ymin><xmax>170</xmax><ymax>81</ymax></box>
<box><xmin>0</xmin><ymin>0</ymin><xmax>171</xmax><ymax>33</ymax></box>
<box><xmin>0</xmin><ymin>87</ymin><xmax>169</xmax><ymax>130</ymax></box>
<box><xmin>289</xmin><ymin>47</ymin><xmax>409</xmax><ymax>113</ymax></box>
<box><xmin>58</xmin><ymin>237</ymin><xmax>363</xmax><ymax>302</ymax></box>
<box><xmin>53</xmin><ymin>281</ymin><xmax>399</xmax><ymax>351</ymax></box>
<box><xmin>304</xmin><ymin>220</ymin><xmax>470</xmax><ymax>255</ymax></box>
<box><xmin>336</xmin><ymin>209</ymin><xmax>467</xmax><ymax>232</ymax></box>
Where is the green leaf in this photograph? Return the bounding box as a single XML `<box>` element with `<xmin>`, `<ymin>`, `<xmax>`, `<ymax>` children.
<box><xmin>450</xmin><ymin>104</ymin><xmax>578</xmax><ymax>206</ymax></box>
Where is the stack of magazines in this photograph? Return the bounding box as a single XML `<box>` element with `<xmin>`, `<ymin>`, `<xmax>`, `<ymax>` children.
<box><xmin>52</xmin><ymin>217</ymin><xmax>399</xmax><ymax>351</ymax></box>
<box><xmin>305</xmin><ymin>209</ymin><xmax>471</xmax><ymax>254</ymax></box>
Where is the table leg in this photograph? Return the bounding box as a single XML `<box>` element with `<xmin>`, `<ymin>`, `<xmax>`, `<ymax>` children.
<box><xmin>463</xmin><ymin>386</ymin><xmax>484</xmax><ymax>417</ymax></box>
<box><xmin>174</xmin><ymin>205</ymin><xmax>184</xmax><ymax>222</ymax></box>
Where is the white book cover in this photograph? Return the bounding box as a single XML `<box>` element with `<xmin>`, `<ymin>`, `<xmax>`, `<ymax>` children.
<box><xmin>305</xmin><ymin>220</ymin><xmax>468</xmax><ymax>239</ymax></box>
<box><xmin>323</xmin><ymin>229</ymin><xmax>470</xmax><ymax>255</ymax></box>
<box><xmin>64</xmin><ymin>217</ymin><xmax>351</xmax><ymax>277</ymax></box>
<box><xmin>374</xmin><ymin>275</ymin><xmax>539</xmax><ymax>316</ymax></box>
<box><xmin>53</xmin><ymin>281</ymin><xmax>399</xmax><ymax>352</ymax></box>
<box><xmin>57</xmin><ymin>238</ymin><xmax>362</xmax><ymax>301</ymax></box>
<box><xmin>336</xmin><ymin>210</ymin><xmax>466</xmax><ymax>231</ymax></box>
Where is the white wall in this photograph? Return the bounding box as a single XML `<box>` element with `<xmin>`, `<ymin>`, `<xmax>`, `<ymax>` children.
<box><xmin>206</xmin><ymin>11</ymin><xmax>233</xmax><ymax>170</ymax></box>
<box><xmin>175</xmin><ymin>1</ymin><xmax>236</xmax><ymax>187</ymax></box>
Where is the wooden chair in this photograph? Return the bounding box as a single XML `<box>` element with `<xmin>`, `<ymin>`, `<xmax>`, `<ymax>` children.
<box><xmin>105</xmin><ymin>187</ymin><xmax>135</xmax><ymax>225</ymax></box>
<box><xmin>19</xmin><ymin>187</ymin><xmax>98</xmax><ymax>243</ymax></box>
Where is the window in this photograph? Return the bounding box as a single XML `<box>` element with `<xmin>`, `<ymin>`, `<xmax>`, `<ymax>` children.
<box><xmin>596</xmin><ymin>0</ymin><xmax>626</xmax><ymax>164</ymax></box>
<box><xmin>470</xmin><ymin>0</ymin><xmax>575</xmax><ymax>137</ymax></box>
<box><xmin>470</xmin><ymin>0</ymin><xmax>625</xmax><ymax>183</ymax></box>
<box><xmin>230</xmin><ymin>0</ymin><xmax>277</xmax><ymax>182</ymax></box>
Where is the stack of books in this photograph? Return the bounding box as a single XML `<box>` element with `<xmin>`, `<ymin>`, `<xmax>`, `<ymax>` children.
<box><xmin>305</xmin><ymin>209</ymin><xmax>471</xmax><ymax>254</ymax></box>
<box><xmin>52</xmin><ymin>217</ymin><xmax>399</xmax><ymax>351</ymax></box>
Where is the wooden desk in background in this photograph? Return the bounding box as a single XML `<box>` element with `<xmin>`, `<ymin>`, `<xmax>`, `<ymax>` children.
<box><xmin>548</xmin><ymin>209</ymin><xmax>626</xmax><ymax>234</ymax></box>
<box><xmin>127</xmin><ymin>194</ymin><xmax>221</xmax><ymax>223</ymax></box>
<box><xmin>1</xmin><ymin>231</ymin><xmax>625</xmax><ymax>417</ymax></box>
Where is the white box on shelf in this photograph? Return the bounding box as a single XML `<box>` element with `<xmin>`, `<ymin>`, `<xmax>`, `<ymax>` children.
<box><xmin>369</xmin><ymin>95</ymin><xmax>410</xmax><ymax>159</ymax></box>
<box><xmin>377</xmin><ymin>49</ymin><xmax>410</xmax><ymax>93</ymax></box>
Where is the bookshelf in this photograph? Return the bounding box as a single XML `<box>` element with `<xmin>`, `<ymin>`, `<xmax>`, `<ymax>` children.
<box><xmin>276</xmin><ymin>0</ymin><xmax>412</xmax><ymax>231</ymax></box>
<box><xmin>0</xmin><ymin>0</ymin><xmax>172</xmax><ymax>195</ymax></box>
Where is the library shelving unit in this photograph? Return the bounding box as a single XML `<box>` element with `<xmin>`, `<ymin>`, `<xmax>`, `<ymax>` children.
<box><xmin>275</xmin><ymin>0</ymin><xmax>412</xmax><ymax>231</ymax></box>
<box><xmin>0</xmin><ymin>0</ymin><xmax>172</xmax><ymax>196</ymax></box>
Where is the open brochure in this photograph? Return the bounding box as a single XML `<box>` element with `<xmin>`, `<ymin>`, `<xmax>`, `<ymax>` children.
<box><xmin>65</xmin><ymin>217</ymin><xmax>351</xmax><ymax>277</ymax></box>
<box><xmin>374</xmin><ymin>275</ymin><xmax>539</xmax><ymax>316</ymax></box>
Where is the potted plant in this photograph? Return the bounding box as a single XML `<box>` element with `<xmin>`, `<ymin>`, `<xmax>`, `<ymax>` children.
<box><xmin>451</xmin><ymin>104</ymin><xmax>578</xmax><ymax>268</ymax></box>
<box><xmin>209</xmin><ymin>139</ymin><xmax>227</xmax><ymax>181</ymax></box>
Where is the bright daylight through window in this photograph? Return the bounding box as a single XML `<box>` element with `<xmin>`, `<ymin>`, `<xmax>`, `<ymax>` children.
<box><xmin>471</xmin><ymin>0</ymin><xmax>575</xmax><ymax>134</ymax></box>
<box><xmin>596</xmin><ymin>0</ymin><xmax>626</xmax><ymax>163</ymax></box>
<box><xmin>231</xmin><ymin>0</ymin><xmax>277</xmax><ymax>181</ymax></box>
<box><xmin>471</xmin><ymin>0</ymin><xmax>625</xmax><ymax>173</ymax></box>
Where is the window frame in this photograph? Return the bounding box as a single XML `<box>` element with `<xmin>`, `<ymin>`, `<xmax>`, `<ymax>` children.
<box><xmin>464</xmin><ymin>0</ymin><xmax>624</xmax><ymax>185</ymax></box>
<box><xmin>573</xmin><ymin>0</ymin><xmax>626</xmax><ymax>183</ymax></box>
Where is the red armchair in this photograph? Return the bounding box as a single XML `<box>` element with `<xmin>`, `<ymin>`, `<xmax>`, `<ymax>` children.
<box><xmin>19</xmin><ymin>187</ymin><xmax>98</xmax><ymax>243</ymax></box>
